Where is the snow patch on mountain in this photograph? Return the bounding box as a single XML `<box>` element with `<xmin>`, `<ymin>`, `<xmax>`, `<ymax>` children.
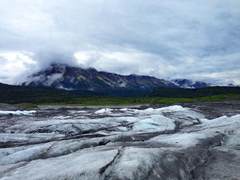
<box><xmin>171</xmin><ymin>79</ymin><xmax>210</xmax><ymax>89</ymax></box>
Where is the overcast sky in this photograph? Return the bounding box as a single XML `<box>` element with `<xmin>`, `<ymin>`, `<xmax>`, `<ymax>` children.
<box><xmin>0</xmin><ymin>0</ymin><xmax>240</xmax><ymax>84</ymax></box>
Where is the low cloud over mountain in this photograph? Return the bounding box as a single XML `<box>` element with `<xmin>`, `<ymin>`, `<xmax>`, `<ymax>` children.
<box><xmin>0</xmin><ymin>0</ymin><xmax>240</xmax><ymax>84</ymax></box>
<box><xmin>22</xmin><ymin>63</ymin><xmax>211</xmax><ymax>92</ymax></box>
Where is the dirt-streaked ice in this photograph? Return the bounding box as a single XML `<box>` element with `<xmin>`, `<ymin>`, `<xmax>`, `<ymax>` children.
<box><xmin>0</xmin><ymin>105</ymin><xmax>240</xmax><ymax>180</ymax></box>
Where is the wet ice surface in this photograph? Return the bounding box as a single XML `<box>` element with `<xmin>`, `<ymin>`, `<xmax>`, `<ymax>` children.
<box><xmin>0</xmin><ymin>104</ymin><xmax>240</xmax><ymax>180</ymax></box>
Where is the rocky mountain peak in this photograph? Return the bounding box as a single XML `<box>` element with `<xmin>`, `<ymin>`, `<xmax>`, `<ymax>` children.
<box><xmin>172</xmin><ymin>79</ymin><xmax>210</xmax><ymax>89</ymax></box>
<box><xmin>23</xmin><ymin>63</ymin><xmax>212</xmax><ymax>91</ymax></box>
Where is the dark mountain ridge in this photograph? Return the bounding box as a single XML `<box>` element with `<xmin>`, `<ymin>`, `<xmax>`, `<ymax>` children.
<box><xmin>22</xmin><ymin>63</ymin><xmax>209</xmax><ymax>91</ymax></box>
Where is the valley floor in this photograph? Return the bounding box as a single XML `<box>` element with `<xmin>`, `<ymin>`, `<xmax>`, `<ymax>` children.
<box><xmin>0</xmin><ymin>102</ymin><xmax>240</xmax><ymax>180</ymax></box>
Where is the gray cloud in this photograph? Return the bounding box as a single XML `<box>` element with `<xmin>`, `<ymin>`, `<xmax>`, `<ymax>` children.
<box><xmin>0</xmin><ymin>0</ymin><xmax>240</xmax><ymax>84</ymax></box>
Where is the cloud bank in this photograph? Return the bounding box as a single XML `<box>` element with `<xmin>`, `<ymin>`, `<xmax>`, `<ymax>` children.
<box><xmin>0</xmin><ymin>0</ymin><xmax>240</xmax><ymax>84</ymax></box>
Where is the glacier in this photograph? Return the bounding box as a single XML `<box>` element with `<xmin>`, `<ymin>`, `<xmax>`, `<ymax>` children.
<box><xmin>0</xmin><ymin>104</ymin><xmax>240</xmax><ymax>180</ymax></box>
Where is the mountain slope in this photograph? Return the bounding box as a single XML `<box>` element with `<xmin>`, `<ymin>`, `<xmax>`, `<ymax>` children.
<box><xmin>0</xmin><ymin>82</ymin><xmax>99</xmax><ymax>104</ymax></box>
<box><xmin>172</xmin><ymin>79</ymin><xmax>210</xmax><ymax>89</ymax></box>
<box><xmin>23</xmin><ymin>64</ymin><xmax>178</xmax><ymax>91</ymax></box>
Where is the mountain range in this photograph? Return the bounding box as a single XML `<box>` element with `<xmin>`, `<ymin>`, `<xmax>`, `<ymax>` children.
<box><xmin>22</xmin><ymin>63</ymin><xmax>210</xmax><ymax>91</ymax></box>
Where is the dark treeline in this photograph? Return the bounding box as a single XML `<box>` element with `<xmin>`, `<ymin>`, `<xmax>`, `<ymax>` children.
<box><xmin>0</xmin><ymin>83</ymin><xmax>240</xmax><ymax>104</ymax></box>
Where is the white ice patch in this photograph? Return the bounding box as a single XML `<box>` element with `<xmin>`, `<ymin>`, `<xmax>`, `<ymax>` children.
<box><xmin>93</xmin><ymin>106</ymin><xmax>188</xmax><ymax>116</ymax></box>
<box><xmin>119</xmin><ymin>108</ymin><xmax>128</xmax><ymax>112</ymax></box>
<box><xmin>110</xmin><ymin>147</ymin><xmax>162</xmax><ymax>179</ymax></box>
<box><xmin>133</xmin><ymin>115</ymin><xmax>175</xmax><ymax>132</ymax></box>
<box><xmin>156</xmin><ymin>105</ymin><xmax>188</xmax><ymax>112</ymax></box>
<box><xmin>150</xmin><ymin>114</ymin><xmax>240</xmax><ymax>148</ymax></box>
<box><xmin>149</xmin><ymin>132</ymin><xmax>210</xmax><ymax>147</ymax></box>
<box><xmin>0</xmin><ymin>148</ymin><xmax>118</xmax><ymax>180</ymax></box>
<box><xmin>95</xmin><ymin>108</ymin><xmax>112</xmax><ymax>114</ymax></box>
<box><xmin>198</xmin><ymin>114</ymin><xmax>240</xmax><ymax>130</ymax></box>
<box><xmin>135</xmin><ymin>105</ymin><xmax>188</xmax><ymax>115</ymax></box>
<box><xmin>0</xmin><ymin>110</ymin><xmax>36</xmax><ymax>116</ymax></box>
<box><xmin>0</xmin><ymin>133</ymin><xmax>64</xmax><ymax>145</ymax></box>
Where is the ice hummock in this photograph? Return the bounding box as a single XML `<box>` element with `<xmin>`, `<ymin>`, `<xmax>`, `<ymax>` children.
<box><xmin>0</xmin><ymin>110</ymin><xmax>36</xmax><ymax>116</ymax></box>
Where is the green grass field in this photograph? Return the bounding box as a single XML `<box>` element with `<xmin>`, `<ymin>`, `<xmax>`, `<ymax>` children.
<box><xmin>16</xmin><ymin>94</ymin><xmax>240</xmax><ymax>108</ymax></box>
